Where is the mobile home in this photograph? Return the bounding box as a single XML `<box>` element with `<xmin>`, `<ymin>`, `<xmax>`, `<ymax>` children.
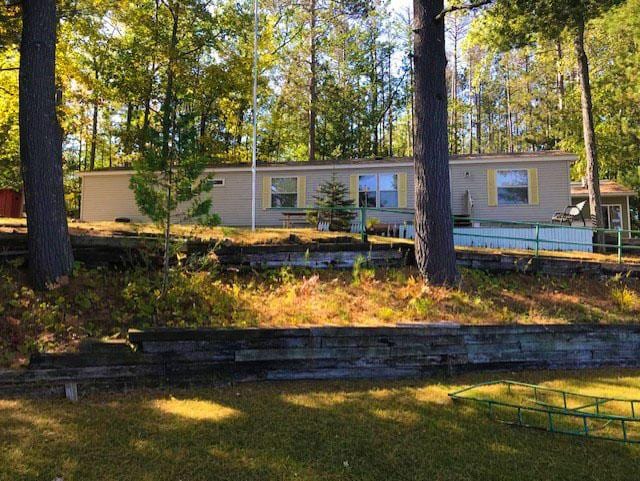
<box><xmin>79</xmin><ymin>151</ymin><xmax>578</xmax><ymax>227</ymax></box>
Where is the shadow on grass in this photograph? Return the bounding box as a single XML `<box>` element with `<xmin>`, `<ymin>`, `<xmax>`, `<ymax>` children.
<box><xmin>2</xmin><ymin>369</ymin><xmax>640</xmax><ymax>480</ymax></box>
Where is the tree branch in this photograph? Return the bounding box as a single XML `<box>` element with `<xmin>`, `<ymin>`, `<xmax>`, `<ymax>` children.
<box><xmin>435</xmin><ymin>0</ymin><xmax>493</xmax><ymax>21</ymax></box>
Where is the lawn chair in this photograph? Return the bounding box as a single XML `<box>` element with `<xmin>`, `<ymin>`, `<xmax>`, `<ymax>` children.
<box><xmin>552</xmin><ymin>200</ymin><xmax>587</xmax><ymax>226</ymax></box>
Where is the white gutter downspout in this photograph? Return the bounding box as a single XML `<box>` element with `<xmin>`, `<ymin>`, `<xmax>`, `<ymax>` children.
<box><xmin>251</xmin><ymin>0</ymin><xmax>259</xmax><ymax>231</ymax></box>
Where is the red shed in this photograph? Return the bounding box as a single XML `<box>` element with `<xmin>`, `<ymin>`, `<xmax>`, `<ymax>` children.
<box><xmin>0</xmin><ymin>189</ymin><xmax>24</xmax><ymax>218</ymax></box>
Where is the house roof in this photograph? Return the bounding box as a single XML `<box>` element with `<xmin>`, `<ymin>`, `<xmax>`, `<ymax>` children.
<box><xmin>571</xmin><ymin>180</ymin><xmax>637</xmax><ymax>197</ymax></box>
<box><xmin>78</xmin><ymin>151</ymin><xmax>577</xmax><ymax>176</ymax></box>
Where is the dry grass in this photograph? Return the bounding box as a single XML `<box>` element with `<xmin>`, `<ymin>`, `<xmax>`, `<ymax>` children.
<box><xmin>455</xmin><ymin>244</ymin><xmax>640</xmax><ymax>265</ymax></box>
<box><xmin>1</xmin><ymin>368</ymin><xmax>640</xmax><ymax>481</ymax></box>
<box><xmin>3</xmin><ymin>217</ymin><xmax>639</xmax><ymax>263</ymax></box>
<box><xmin>243</xmin><ymin>267</ymin><xmax>640</xmax><ymax>327</ymax></box>
<box><xmin>0</xmin><ymin>218</ymin><xmax>372</xmax><ymax>245</ymax></box>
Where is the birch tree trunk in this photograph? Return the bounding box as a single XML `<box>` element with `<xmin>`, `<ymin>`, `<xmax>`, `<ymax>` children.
<box><xmin>19</xmin><ymin>0</ymin><xmax>74</xmax><ymax>289</ymax></box>
<box><xmin>413</xmin><ymin>0</ymin><xmax>457</xmax><ymax>285</ymax></box>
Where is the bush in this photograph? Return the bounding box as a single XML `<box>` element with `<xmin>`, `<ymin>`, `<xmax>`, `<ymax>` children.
<box><xmin>352</xmin><ymin>255</ymin><xmax>375</xmax><ymax>285</ymax></box>
<box><xmin>611</xmin><ymin>286</ymin><xmax>639</xmax><ymax>313</ymax></box>
<box><xmin>121</xmin><ymin>269</ymin><xmax>255</xmax><ymax>327</ymax></box>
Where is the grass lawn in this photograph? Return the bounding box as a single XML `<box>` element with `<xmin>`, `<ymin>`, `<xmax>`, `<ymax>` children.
<box><xmin>2</xmin><ymin>368</ymin><xmax>640</xmax><ymax>481</ymax></box>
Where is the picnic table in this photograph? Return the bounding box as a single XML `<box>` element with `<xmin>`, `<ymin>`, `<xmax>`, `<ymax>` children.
<box><xmin>281</xmin><ymin>211</ymin><xmax>310</xmax><ymax>228</ymax></box>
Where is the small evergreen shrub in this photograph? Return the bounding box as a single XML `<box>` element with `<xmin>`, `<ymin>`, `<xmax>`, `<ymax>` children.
<box><xmin>307</xmin><ymin>174</ymin><xmax>355</xmax><ymax>231</ymax></box>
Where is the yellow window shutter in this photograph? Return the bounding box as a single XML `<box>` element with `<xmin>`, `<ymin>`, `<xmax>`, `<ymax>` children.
<box><xmin>349</xmin><ymin>174</ymin><xmax>358</xmax><ymax>204</ymax></box>
<box><xmin>297</xmin><ymin>176</ymin><xmax>307</xmax><ymax>208</ymax></box>
<box><xmin>528</xmin><ymin>168</ymin><xmax>539</xmax><ymax>205</ymax></box>
<box><xmin>487</xmin><ymin>169</ymin><xmax>497</xmax><ymax>206</ymax></box>
<box><xmin>398</xmin><ymin>172</ymin><xmax>408</xmax><ymax>208</ymax></box>
<box><xmin>262</xmin><ymin>176</ymin><xmax>271</xmax><ymax>209</ymax></box>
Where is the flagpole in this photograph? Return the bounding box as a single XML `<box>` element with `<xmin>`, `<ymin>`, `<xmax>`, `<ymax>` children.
<box><xmin>251</xmin><ymin>0</ymin><xmax>259</xmax><ymax>231</ymax></box>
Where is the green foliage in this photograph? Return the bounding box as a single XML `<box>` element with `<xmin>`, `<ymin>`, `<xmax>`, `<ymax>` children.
<box><xmin>0</xmin><ymin>263</ymin><xmax>259</xmax><ymax>365</ymax></box>
<box><xmin>365</xmin><ymin>217</ymin><xmax>380</xmax><ymax>230</ymax></box>
<box><xmin>351</xmin><ymin>254</ymin><xmax>375</xmax><ymax>285</ymax></box>
<box><xmin>129</xmin><ymin>152</ymin><xmax>215</xmax><ymax>226</ymax></box>
<box><xmin>307</xmin><ymin>174</ymin><xmax>355</xmax><ymax>231</ymax></box>
<box><xmin>1</xmin><ymin>0</ymin><xmax>638</xmax><ymax>199</ymax></box>
<box><xmin>409</xmin><ymin>296</ymin><xmax>434</xmax><ymax>316</ymax></box>
<box><xmin>459</xmin><ymin>0</ymin><xmax>640</xmax><ymax>196</ymax></box>
<box><xmin>610</xmin><ymin>285</ymin><xmax>639</xmax><ymax>313</ymax></box>
<box><xmin>0</xmin><ymin>50</ymin><xmax>20</xmax><ymax>190</ymax></box>
<box><xmin>121</xmin><ymin>269</ymin><xmax>254</xmax><ymax>327</ymax></box>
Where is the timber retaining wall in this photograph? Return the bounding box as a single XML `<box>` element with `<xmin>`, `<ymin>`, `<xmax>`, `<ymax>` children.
<box><xmin>2</xmin><ymin>231</ymin><xmax>640</xmax><ymax>276</ymax></box>
<box><xmin>2</xmin><ymin>325</ymin><xmax>640</xmax><ymax>397</ymax></box>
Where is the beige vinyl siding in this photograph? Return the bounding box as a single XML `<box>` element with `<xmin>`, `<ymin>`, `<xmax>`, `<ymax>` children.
<box><xmin>256</xmin><ymin>166</ymin><xmax>414</xmax><ymax>226</ymax></box>
<box><xmin>209</xmin><ymin>171</ymin><xmax>252</xmax><ymax>225</ymax></box>
<box><xmin>79</xmin><ymin>156</ymin><xmax>573</xmax><ymax>226</ymax></box>
<box><xmin>81</xmin><ymin>174</ymin><xmax>146</xmax><ymax>222</ymax></box>
<box><xmin>80</xmin><ymin>170</ymin><xmax>253</xmax><ymax>225</ymax></box>
<box><xmin>449</xmin><ymin>159</ymin><xmax>572</xmax><ymax>223</ymax></box>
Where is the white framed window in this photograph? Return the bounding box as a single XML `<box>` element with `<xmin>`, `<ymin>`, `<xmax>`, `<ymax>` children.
<box><xmin>496</xmin><ymin>169</ymin><xmax>529</xmax><ymax>205</ymax></box>
<box><xmin>358</xmin><ymin>173</ymin><xmax>398</xmax><ymax>208</ymax></box>
<box><xmin>271</xmin><ymin>177</ymin><xmax>298</xmax><ymax>208</ymax></box>
<box><xmin>358</xmin><ymin>174</ymin><xmax>377</xmax><ymax>208</ymax></box>
<box><xmin>601</xmin><ymin>204</ymin><xmax>623</xmax><ymax>230</ymax></box>
<box><xmin>379</xmin><ymin>173</ymin><xmax>398</xmax><ymax>208</ymax></box>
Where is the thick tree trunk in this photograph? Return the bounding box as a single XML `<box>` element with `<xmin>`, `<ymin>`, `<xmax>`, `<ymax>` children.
<box><xmin>413</xmin><ymin>0</ymin><xmax>456</xmax><ymax>285</ymax></box>
<box><xmin>19</xmin><ymin>0</ymin><xmax>74</xmax><ymax>290</ymax></box>
<box><xmin>573</xmin><ymin>20</ymin><xmax>603</xmax><ymax>229</ymax></box>
<box><xmin>308</xmin><ymin>0</ymin><xmax>317</xmax><ymax>162</ymax></box>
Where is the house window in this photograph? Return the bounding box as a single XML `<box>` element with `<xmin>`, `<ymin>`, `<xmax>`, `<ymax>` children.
<box><xmin>601</xmin><ymin>204</ymin><xmax>623</xmax><ymax>230</ymax></box>
<box><xmin>379</xmin><ymin>173</ymin><xmax>398</xmax><ymax>208</ymax></box>
<box><xmin>358</xmin><ymin>173</ymin><xmax>398</xmax><ymax>208</ymax></box>
<box><xmin>497</xmin><ymin>169</ymin><xmax>529</xmax><ymax>205</ymax></box>
<box><xmin>358</xmin><ymin>175</ymin><xmax>377</xmax><ymax>208</ymax></box>
<box><xmin>271</xmin><ymin>177</ymin><xmax>298</xmax><ymax>208</ymax></box>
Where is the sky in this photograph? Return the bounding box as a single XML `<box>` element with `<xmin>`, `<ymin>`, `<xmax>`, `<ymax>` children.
<box><xmin>389</xmin><ymin>0</ymin><xmax>412</xmax><ymax>16</ymax></box>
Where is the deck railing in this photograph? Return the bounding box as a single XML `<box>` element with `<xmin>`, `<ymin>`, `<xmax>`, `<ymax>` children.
<box><xmin>269</xmin><ymin>206</ymin><xmax>640</xmax><ymax>263</ymax></box>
